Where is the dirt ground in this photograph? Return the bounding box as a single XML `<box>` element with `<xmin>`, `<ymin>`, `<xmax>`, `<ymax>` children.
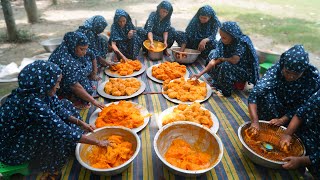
<box><xmin>0</xmin><ymin>0</ymin><xmax>319</xmax><ymax>65</ymax></box>
<box><xmin>0</xmin><ymin>0</ymin><xmax>319</xmax><ymax>96</ymax></box>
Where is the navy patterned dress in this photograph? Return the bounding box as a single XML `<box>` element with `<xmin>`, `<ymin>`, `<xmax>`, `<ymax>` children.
<box><xmin>77</xmin><ymin>15</ymin><xmax>108</xmax><ymax>68</ymax></box>
<box><xmin>176</xmin><ymin>5</ymin><xmax>221</xmax><ymax>58</ymax></box>
<box><xmin>248</xmin><ymin>45</ymin><xmax>320</xmax><ymax>121</ymax></box>
<box><xmin>208</xmin><ymin>21</ymin><xmax>259</xmax><ymax>96</ymax></box>
<box><xmin>144</xmin><ymin>1</ymin><xmax>175</xmax><ymax>48</ymax></box>
<box><xmin>0</xmin><ymin>61</ymin><xmax>84</xmax><ymax>173</ymax></box>
<box><xmin>110</xmin><ymin>9</ymin><xmax>145</xmax><ymax>59</ymax></box>
<box><xmin>49</xmin><ymin>31</ymin><xmax>95</xmax><ymax>104</ymax></box>
<box><xmin>295</xmin><ymin>90</ymin><xmax>320</xmax><ymax>178</ymax></box>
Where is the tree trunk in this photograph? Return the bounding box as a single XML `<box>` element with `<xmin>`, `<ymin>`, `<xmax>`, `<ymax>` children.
<box><xmin>1</xmin><ymin>0</ymin><xmax>18</xmax><ymax>41</ymax></box>
<box><xmin>52</xmin><ymin>0</ymin><xmax>58</xmax><ymax>5</ymax></box>
<box><xmin>24</xmin><ymin>0</ymin><xmax>38</xmax><ymax>23</ymax></box>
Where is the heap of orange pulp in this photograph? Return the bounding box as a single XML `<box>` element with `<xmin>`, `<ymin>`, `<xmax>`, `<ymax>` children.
<box><xmin>95</xmin><ymin>101</ymin><xmax>144</xmax><ymax>129</ymax></box>
<box><xmin>87</xmin><ymin>135</ymin><xmax>134</xmax><ymax>169</ymax></box>
<box><xmin>110</xmin><ymin>60</ymin><xmax>142</xmax><ymax>76</ymax></box>
<box><xmin>162</xmin><ymin>102</ymin><xmax>213</xmax><ymax>128</ymax></box>
<box><xmin>152</xmin><ymin>62</ymin><xmax>186</xmax><ymax>81</ymax></box>
<box><xmin>163</xmin><ymin>78</ymin><xmax>207</xmax><ymax>102</ymax></box>
<box><xmin>165</xmin><ymin>139</ymin><xmax>211</xmax><ymax>170</ymax></box>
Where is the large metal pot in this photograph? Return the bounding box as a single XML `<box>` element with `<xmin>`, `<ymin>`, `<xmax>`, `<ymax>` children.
<box><xmin>75</xmin><ymin>126</ymin><xmax>141</xmax><ymax>176</ymax></box>
<box><xmin>40</xmin><ymin>37</ymin><xmax>63</xmax><ymax>52</ymax></box>
<box><xmin>143</xmin><ymin>40</ymin><xmax>166</xmax><ymax>61</ymax></box>
<box><xmin>238</xmin><ymin>121</ymin><xmax>305</xmax><ymax>169</ymax></box>
<box><xmin>171</xmin><ymin>47</ymin><xmax>200</xmax><ymax>64</ymax></box>
<box><xmin>154</xmin><ymin>121</ymin><xmax>223</xmax><ymax>177</ymax></box>
<box><xmin>255</xmin><ymin>48</ymin><xmax>280</xmax><ymax>64</ymax></box>
<box><xmin>148</xmin><ymin>51</ymin><xmax>163</xmax><ymax>61</ymax></box>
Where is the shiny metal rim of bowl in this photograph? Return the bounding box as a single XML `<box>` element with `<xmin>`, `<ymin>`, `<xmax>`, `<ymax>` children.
<box><xmin>171</xmin><ymin>47</ymin><xmax>201</xmax><ymax>55</ymax></box>
<box><xmin>75</xmin><ymin>126</ymin><xmax>141</xmax><ymax>172</ymax></box>
<box><xmin>237</xmin><ymin>120</ymin><xmax>306</xmax><ymax>165</ymax></box>
<box><xmin>153</xmin><ymin>121</ymin><xmax>224</xmax><ymax>175</ymax></box>
<box><xmin>40</xmin><ymin>37</ymin><xmax>63</xmax><ymax>46</ymax></box>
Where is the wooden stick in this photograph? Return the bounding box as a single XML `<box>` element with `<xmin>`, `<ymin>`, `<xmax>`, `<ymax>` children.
<box><xmin>142</xmin><ymin>92</ymin><xmax>163</xmax><ymax>95</ymax></box>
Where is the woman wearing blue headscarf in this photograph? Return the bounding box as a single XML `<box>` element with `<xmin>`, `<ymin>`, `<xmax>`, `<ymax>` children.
<box><xmin>280</xmin><ymin>90</ymin><xmax>320</xmax><ymax>178</ymax></box>
<box><xmin>49</xmin><ymin>31</ymin><xmax>104</xmax><ymax>109</ymax></box>
<box><xmin>191</xmin><ymin>21</ymin><xmax>259</xmax><ymax>97</ymax></box>
<box><xmin>177</xmin><ymin>5</ymin><xmax>221</xmax><ymax>59</ymax></box>
<box><xmin>110</xmin><ymin>9</ymin><xmax>146</xmax><ymax>61</ymax></box>
<box><xmin>0</xmin><ymin>61</ymin><xmax>109</xmax><ymax>179</ymax></box>
<box><xmin>77</xmin><ymin>15</ymin><xmax>113</xmax><ymax>68</ymax></box>
<box><xmin>248</xmin><ymin>45</ymin><xmax>320</xmax><ymax>131</ymax></box>
<box><xmin>144</xmin><ymin>0</ymin><xmax>175</xmax><ymax>56</ymax></box>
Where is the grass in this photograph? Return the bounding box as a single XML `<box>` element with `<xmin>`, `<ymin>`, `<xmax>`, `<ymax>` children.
<box><xmin>0</xmin><ymin>29</ymin><xmax>34</xmax><ymax>43</ymax></box>
<box><xmin>0</xmin><ymin>82</ymin><xmax>17</xmax><ymax>97</ymax></box>
<box><xmin>213</xmin><ymin>4</ymin><xmax>320</xmax><ymax>54</ymax></box>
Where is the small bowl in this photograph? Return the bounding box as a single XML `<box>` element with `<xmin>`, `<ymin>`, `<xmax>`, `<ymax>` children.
<box><xmin>75</xmin><ymin>126</ymin><xmax>141</xmax><ymax>176</ymax></box>
<box><xmin>143</xmin><ymin>40</ymin><xmax>166</xmax><ymax>61</ymax></box>
<box><xmin>171</xmin><ymin>47</ymin><xmax>201</xmax><ymax>64</ymax></box>
<box><xmin>154</xmin><ymin>121</ymin><xmax>223</xmax><ymax>177</ymax></box>
<box><xmin>40</xmin><ymin>37</ymin><xmax>63</xmax><ymax>52</ymax></box>
<box><xmin>238</xmin><ymin>120</ymin><xmax>305</xmax><ymax>169</ymax></box>
<box><xmin>255</xmin><ymin>48</ymin><xmax>280</xmax><ymax>64</ymax></box>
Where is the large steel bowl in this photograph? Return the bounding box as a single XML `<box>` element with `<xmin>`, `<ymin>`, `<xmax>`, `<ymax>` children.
<box><xmin>40</xmin><ymin>37</ymin><xmax>63</xmax><ymax>52</ymax></box>
<box><xmin>143</xmin><ymin>40</ymin><xmax>166</xmax><ymax>61</ymax></box>
<box><xmin>238</xmin><ymin>121</ymin><xmax>306</xmax><ymax>169</ymax></box>
<box><xmin>75</xmin><ymin>126</ymin><xmax>141</xmax><ymax>176</ymax></box>
<box><xmin>171</xmin><ymin>47</ymin><xmax>201</xmax><ymax>64</ymax></box>
<box><xmin>0</xmin><ymin>93</ymin><xmax>10</xmax><ymax>106</ymax></box>
<box><xmin>154</xmin><ymin>121</ymin><xmax>223</xmax><ymax>177</ymax></box>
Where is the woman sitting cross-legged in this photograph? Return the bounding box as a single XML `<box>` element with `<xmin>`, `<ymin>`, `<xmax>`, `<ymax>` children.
<box><xmin>110</xmin><ymin>9</ymin><xmax>146</xmax><ymax>61</ymax></box>
<box><xmin>248</xmin><ymin>45</ymin><xmax>320</xmax><ymax>131</ymax></box>
<box><xmin>0</xmin><ymin>61</ymin><xmax>110</xmax><ymax>180</ymax></box>
<box><xmin>191</xmin><ymin>21</ymin><xmax>259</xmax><ymax>97</ymax></box>
<box><xmin>49</xmin><ymin>31</ymin><xmax>104</xmax><ymax>109</ymax></box>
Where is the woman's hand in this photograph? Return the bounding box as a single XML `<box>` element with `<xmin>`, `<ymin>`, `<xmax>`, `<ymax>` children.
<box><xmin>97</xmin><ymin>140</ymin><xmax>112</xmax><ymax>147</ymax></box>
<box><xmin>80</xmin><ymin>122</ymin><xmax>95</xmax><ymax>132</ymax></box>
<box><xmin>282</xmin><ymin>157</ymin><xmax>303</xmax><ymax>169</ymax></box>
<box><xmin>89</xmin><ymin>72</ymin><xmax>101</xmax><ymax>81</ymax></box>
<box><xmin>249</xmin><ymin>122</ymin><xmax>260</xmax><ymax>131</ymax></box>
<box><xmin>280</xmin><ymin>134</ymin><xmax>292</xmax><ymax>150</ymax></box>
<box><xmin>190</xmin><ymin>74</ymin><xmax>201</xmax><ymax>80</ymax></box>
<box><xmin>198</xmin><ymin>39</ymin><xmax>207</xmax><ymax>51</ymax></box>
<box><xmin>92</xmin><ymin>100</ymin><xmax>105</xmax><ymax>109</ymax></box>
<box><xmin>270</xmin><ymin>117</ymin><xmax>288</xmax><ymax>126</ymax></box>
<box><xmin>164</xmin><ymin>41</ymin><xmax>168</xmax><ymax>48</ymax></box>
<box><xmin>128</xmin><ymin>30</ymin><xmax>136</xmax><ymax>39</ymax></box>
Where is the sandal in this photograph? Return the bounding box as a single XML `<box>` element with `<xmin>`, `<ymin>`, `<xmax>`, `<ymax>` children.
<box><xmin>73</xmin><ymin>101</ymin><xmax>91</xmax><ymax>110</ymax></box>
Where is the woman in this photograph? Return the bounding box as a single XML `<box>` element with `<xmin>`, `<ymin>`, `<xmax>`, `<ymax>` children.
<box><xmin>191</xmin><ymin>21</ymin><xmax>259</xmax><ymax>97</ymax></box>
<box><xmin>279</xmin><ymin>90</ymin><xmax>320</xmax><ymax>179</ymax></box>
<box><xmin>77</xmin><ymin>15</ymin><xmax>113</xmax><ymax>68</ymax></box>
<box><xmin>248</xmin><ymin>45</ymin><xmax>320</xmax><ymax>131</ymax></box>
<box><xmin>110</xmin><ymin>9</ymin><xmax>145</xmax><ymax>61</ymax></box>
<box><xmin>0</xmin><ymin>61</ymin><xmax>109</xmax><ymax>179</ymax></box>
<box><xmin>49</xmin><ymin>31</ymin><xmax>104</xmax><ymax>109</ymax></box>
<box><xmin>144</xmin><ymin>0</ymin><xmax>175</xmax><ymax>56</ymax></box>
<box><xmin>177</xmin><ymin>5</ymin><xmax>221</xmax><ymax>59</ymax></box>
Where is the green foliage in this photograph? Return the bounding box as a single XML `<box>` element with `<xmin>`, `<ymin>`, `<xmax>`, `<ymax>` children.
<box><xmin>0</xmin><ymin>29</ymin><xmax>34</xmax><ymax>43</ymax></box>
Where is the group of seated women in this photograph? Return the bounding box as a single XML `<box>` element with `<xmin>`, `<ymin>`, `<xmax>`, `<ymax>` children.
<box><xmin>0</xmin><ymin>0</ymin><xmax>319</xmax><ymax>179</ymax></box>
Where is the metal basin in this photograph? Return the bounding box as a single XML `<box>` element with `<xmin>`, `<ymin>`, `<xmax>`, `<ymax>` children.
<box><xmin>238</xmin><ymin>121</ymin><xmax>305</xmax><ymax>169</ymax></box>
<box><xmin>143</xmin><ymin>40</ymin><xmax>166</xmax><ymax>61</ymax></box>
<box><xmin>171</xmin><ymin>47</ymin><xmax>200</xmax><ymax>64</ymax></box>
<box><xmin>154</xmin><ymin>121</ymin><xmax>223</xmax><ymax>177</ymax></box>
<box><xmin>40</xmin><ymin>37</ymin><xmax>63</xmax><ymax>52</ymax></box>
<box><xmin>75</xmin><ymin>126</ymin><xmax>141</xmax><ymax>176</ymax></box>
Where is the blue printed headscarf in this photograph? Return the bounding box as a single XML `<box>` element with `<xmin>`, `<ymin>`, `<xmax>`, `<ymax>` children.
<box><xmin>79</xmin><ymin>15</ymin><xmax>108</xmax><ymax>34</ymax></box>
<box><xmin>59</xmin><ymin>31</ymin><xmax>89</xmax><ymax>58</ymax></box>
<box><xmin>110</xmin><ymin>9</ymin><xmax>135</xmax><ymax>42</ymax></box>
<box><xmin>220</xmin><ymin>21</ymin><xmax>260</xmax><ymax>84</ymax></box>
<box><xmin>17</xmin><ymin>60</ymin><xmax>61</xmax><ymax>95</ymax></box>
<box><xmin>156</xmin><ymin>1</ymin><xmax>173</xmax><ymax>23</ymax></box>
<box><xmin>186</xmin><ymin>5</ymin><xmax>221</xmax><ymax>42</ymax></box>
<box><xmin>280</xmin><ymin>45</ymin><xmax>309</xmax><ymax>73</ymax></box>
